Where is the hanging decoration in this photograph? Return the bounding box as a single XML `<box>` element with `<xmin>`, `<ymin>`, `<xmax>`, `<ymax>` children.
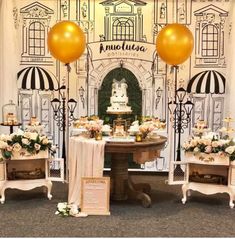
<box><xmin>47</xmin><ymin>21</ymin><xmax>86</xmax><ymax>64</ymax></box>
<box><xmin>156</xmin><ymin>23</ymin><xmax>194</xmax><ymax>66</ymax></box>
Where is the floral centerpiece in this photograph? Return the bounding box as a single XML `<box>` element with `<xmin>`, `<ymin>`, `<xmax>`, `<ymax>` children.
<box><xmin>0</xmin><ymin>129</ymin><xmax>56</xmax><ymax>159</ymax></box>
<box><xmin>182</xmin><ymin>133</ymin><xmax>235</xmax><ymax>161</ymax></box>
<box><xmin>139</xmin><ymin>122</ymin><xmax>155</xmax><ymax>139</ymax></box>
<box><xmin>85</xmin><ymin>121</ymin><xmax>102</xmax><ymax>138</ymax></box>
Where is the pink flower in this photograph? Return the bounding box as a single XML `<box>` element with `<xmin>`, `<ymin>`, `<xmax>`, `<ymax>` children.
<box><xmin>34</xmin><ymin>143</ymin><xmax>41</xmax><ymax>151</ymax></box>
<box><xmin>205</xmin><ymin>146</ymin><xmax>212</xmax><ymax>153</ymax></box>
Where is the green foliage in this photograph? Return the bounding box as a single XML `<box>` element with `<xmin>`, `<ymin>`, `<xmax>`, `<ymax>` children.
<box><xmin>98</xmin><ymin>67</ymin><xmax>142</xmax><ymax>123</ymax></box>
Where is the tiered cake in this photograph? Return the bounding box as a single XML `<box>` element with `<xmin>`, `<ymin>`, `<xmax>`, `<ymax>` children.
<box><xmin>106</xmin><ymin>79</ymin><xmax>132</xmax><ymax>114</ymax></box>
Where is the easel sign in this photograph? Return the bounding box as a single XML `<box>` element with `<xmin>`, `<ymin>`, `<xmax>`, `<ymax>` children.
<box><xmin>81</xmin><ymin>177</ymin><xmax>110</xmax><ymax>215</ymax></box>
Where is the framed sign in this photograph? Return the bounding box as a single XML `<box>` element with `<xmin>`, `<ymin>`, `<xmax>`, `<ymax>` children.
<box><xmin>81</xmin><ymin>177</ymin><xmax>110</xmax><ymax>215</ymax></box>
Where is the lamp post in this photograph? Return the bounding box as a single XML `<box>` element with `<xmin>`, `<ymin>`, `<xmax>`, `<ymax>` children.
<box><xmin>168</xmin><ymin>87</ymin><xmax>194</xmax><ymax>163</ymax></box>
<box><xmin>51</xmin><ymin>86</ymin><xmax>77</xmax><ymax>163</ymax></box>
<box><xmin>79</xmin><ymin>86</ymin><xmax>85</xmax><ymax>109</ymax></box>
<box><xmin>155</xmin><ymin>87</ymin><xmax>163</xmax><ymax>109</ymax></box>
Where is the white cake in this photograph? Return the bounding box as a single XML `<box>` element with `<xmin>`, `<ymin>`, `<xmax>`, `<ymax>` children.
<box><xmin>107</xmin><ymin>79</ymin><xmax>132</xmax><ymax>113</ymax></box>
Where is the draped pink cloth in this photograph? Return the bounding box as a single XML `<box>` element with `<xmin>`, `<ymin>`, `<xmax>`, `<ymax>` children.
<box><xmin>68</xmin><ymin>137</ymin><xmax>105</xmax><ymax>206</ymax></box>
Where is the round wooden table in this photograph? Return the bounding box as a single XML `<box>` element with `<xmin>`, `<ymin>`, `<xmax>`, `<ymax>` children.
<box><xmin>105</xmin><ymin>136</ymin><xmax>167</xmax><ymax>207</ymax></box>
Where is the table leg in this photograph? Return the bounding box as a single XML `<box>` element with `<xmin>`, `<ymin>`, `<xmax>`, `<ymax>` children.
<box><xmin>10</xmin><ymin>125</ymin><xmax>13</xmax><ymax>134</ymax></box>
<box><xmin>110</xmin><ymin>153</ymin><xmax>152</xmax><ymax>207</ymax></box>
<box><xmin>110</xmin><ymin>153</ymin><xmax>128</xmax><ymax>200</ymax></box>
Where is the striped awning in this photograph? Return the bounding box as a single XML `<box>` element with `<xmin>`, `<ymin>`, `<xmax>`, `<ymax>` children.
<box><xmin>187</xmin><ymin>70</ymin><xmax>226</xmax><ymax>94</ymax></box>
<box><xmin>17</xmin><ymin>66</ymin><xmax>59</xmax><ymax>91</ymax></box>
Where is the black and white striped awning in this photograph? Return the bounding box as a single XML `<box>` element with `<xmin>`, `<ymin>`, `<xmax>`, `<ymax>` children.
<box><xmin>187</xmin><ymin>70</ymin><xmax>226</xmax><ymax>94</ymax></box>
<box><xmin>17</xmin><ymin>66</ymin><xmax>59</xmax><ymax>91</ymax></box>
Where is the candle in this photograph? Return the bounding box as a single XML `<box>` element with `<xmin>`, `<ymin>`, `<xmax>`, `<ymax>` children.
<box><xmin>135</xmin><ymin>133</ymin><xmax>143</xmax><ymax>142</ymax></box>
<box><xmin>95</xmin><ymin>132</ymin><xmax>102</xmax><ymax>141</ymax></box>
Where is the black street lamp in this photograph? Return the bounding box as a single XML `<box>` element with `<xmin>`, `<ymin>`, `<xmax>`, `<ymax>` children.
<box><xmin>155</xmin><ymin>87</ymin><xmax>163</xmax><ymax>109</ymax></box>
<box><xmin>79</xmin><ymin>86</ymin><xmax>85</xmax><ymax>109</ymax></box>
<box><xmin>168</xmin><ymin>87</ymin><xmax>194</xmax><ymax>163</ymax></box>
<box><xmin>51</xmin><ymin>86</ymin><xmax>77</xmax><ymax>164</ymax></box>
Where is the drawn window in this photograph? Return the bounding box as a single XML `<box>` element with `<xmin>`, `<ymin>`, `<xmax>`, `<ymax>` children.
<box><xmin>29</xmin><ymin>22</ymin><xmax>45</xmax><ymax>56</ymax></box>
<box><xmin>201</xmin><ymin>24</ymin><xmax>218</xmax><ymax>57</ymax></box>
<box><xmin>112</xmin><ymin>18</ymin><xmax>134</xmax><ymax>41</ymax></box>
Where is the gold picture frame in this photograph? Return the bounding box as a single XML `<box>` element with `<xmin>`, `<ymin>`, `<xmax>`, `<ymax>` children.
<box><xmin>81</xmin><ymin>177</ymin><xmax>110</xmax><ymax>215</ymax></box>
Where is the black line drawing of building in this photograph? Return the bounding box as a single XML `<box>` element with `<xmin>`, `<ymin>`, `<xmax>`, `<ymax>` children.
<box><xmin>100</xmin><ymin>0</ymin><xmax>147</xmax><ymax>42</ymax></box>
<box><xmin>153</xmin><ymin>0</ymin><xmax>192</xmax><ymax>36</ymax></box>
<box><xmin>194</xmin><ymin>4</ymin><xmax>228</xmax><ymax>68</ymax></box>
<box><xmin>20</xmin><ymin>1</ymin><xmax>54</xmax><ymax>66</ymax></box>
<box><xmin>187</xmin><ymin>70</ymin><xmax>226</xmax><ymax>132</ymax></box>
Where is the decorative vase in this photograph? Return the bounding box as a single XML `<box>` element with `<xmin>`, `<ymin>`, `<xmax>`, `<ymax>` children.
<box><xmin>142</xmin><ymin>132</ymin><xmax>149</xmax><ymax>140</ymax></box>
<box><xmin>90</xmin><ymin>130</ymin><xmax>96</xmax><ymax>138</ymax></box>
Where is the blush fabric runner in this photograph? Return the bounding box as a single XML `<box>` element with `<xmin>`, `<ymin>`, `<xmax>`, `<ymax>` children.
<box><xmin>68</xmin><ymin>137</ymin><xmax>105</xmax><ymax>207</ymax></box>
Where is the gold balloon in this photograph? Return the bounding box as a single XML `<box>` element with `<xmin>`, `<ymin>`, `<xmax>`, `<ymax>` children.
<box><xmin>156</xmin><ymin>24</ymin><xmax>194</xmax><ymax>66</ymax></box>
<box><xmin>48</xmin><ymin>21</ymin><xmax>86</xmax><ymax>64</ymax></box>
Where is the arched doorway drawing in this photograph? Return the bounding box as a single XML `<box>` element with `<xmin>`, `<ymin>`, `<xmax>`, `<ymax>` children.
<box><xmin>98</xmin><ymin>67</ymin><xmax>142</xmax><ymax>124</ymax></box>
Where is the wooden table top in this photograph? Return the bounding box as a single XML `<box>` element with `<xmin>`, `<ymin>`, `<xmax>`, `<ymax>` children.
<box><xmin>105</xmin><ymin>135</ymin><xmax>167</xmax><ymax>153</ymax></box>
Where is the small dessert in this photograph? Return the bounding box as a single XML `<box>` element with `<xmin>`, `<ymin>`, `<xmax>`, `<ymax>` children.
<box><xmin>113</xmin><ymin>125</ymin><xmax>126</xmax><ymax>137</ymax></box>
<box><xmin>29</xmin><ymin>117</ymin><xmax>40</xmax><ymax>126</ymax></box>
<box><xmin>6</xmin><ymin>113</ymin><xmax>18</xmax><ymax>125</ymax></box>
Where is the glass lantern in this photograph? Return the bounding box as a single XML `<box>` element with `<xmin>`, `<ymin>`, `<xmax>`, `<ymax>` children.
<box><xmin>2</xmin><ymin>100</ymin><xmax>18</xmax><ymax>125</ymax></box>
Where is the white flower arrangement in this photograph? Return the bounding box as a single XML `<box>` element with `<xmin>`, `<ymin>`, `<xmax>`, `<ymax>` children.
<box><xmin>0</xmin><ymin>129</ymin><xmax>56</xmax><ymax>159</ymax></box>
<box><xmin>55</xmin><ymin>202</ymin><xmax>80</xmax><ymax>217</ymax></box>
<box><xmin>183</xmin><ymin>134</ymin><xmax>235</xmax><ymax>161</ymax></box>
<box><xmin>139</xmin><ymin>122</ymin><xmax>155</xmax><ymax>138</ymax></box>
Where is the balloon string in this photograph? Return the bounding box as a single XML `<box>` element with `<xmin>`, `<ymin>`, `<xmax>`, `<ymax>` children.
<box><xmin>170</xmin><ymin>65</ymin><xmax>179</xmax><ymax>74</ymax></box>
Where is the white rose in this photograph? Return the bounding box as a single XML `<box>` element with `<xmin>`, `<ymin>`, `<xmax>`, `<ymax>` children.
<box><xmin>211</xmin><ymin>141</ymin><xmax>219</xmax><ymax>148</ymax></box>
<box><xmin>69</xmin><ymin>204</ymin><xmax>79</xmax><ymax>216</ymax></box>
<box><xmin>12</xmin><ymin>143</ymin><xmax>22</xmax><ymax>152</ymax></box>
<box><xmin>0</xmin><ymin>140</ymin><xmax>8</xmax><ymax>149</ymax></box>
<box><xmin>193</xmin><ymin>147</ymin><xmax>200</xmax><ymax>153</ymax></box>
<box><xmin>204</xmin><ymin>140</ymin><xmax>212</xmax><ymax>146</ymax></box>
<box><xmin>16</xmin><ymin>129</ymin><xmax>24</xmax><ymax>136</ymax></box>
<box><xmin>198</xmin><ymin>139</ymin><xmax>204</xmax><ymax>145</ymax></box>
<box><xmin>57</xmin><ymin>202</ymin><xmax>67</xmax><ymax>211</ymax></box>
<box><xmin>191</xmin><ymin>140</ymin><xmax>198</xmax><ymax>147</ymax></box>
<box><xmin>51</xmin><ymin>145</ymin><xmax>57</xmax><ymax>152</ymax></box>
<box><xmin>34</xmin><ymin>143</ymin><xmax>41</xmax><ymax>151</ymax></box>
<box><xmin>42</xmin><ymin>138</ymin><xmax>49</xmax><ymax>145</ymax></box>
<box><xmin>23</xmin><ymin>132</ymin><xmax>32</xmax><ymax>139</ymax></box>
<box><xmin>5</xmin><ymin>135</ymin><xmax>12</xmax><ymax>142</ymax></box>
<box><xmin>39</xmin><ymin>136</ymin><xmax>46</xmax><ymax>141</ymax></box>
<box><xmin>30</xmin><ymin>133</ymin><xmax>38</xmax><ymax>141</ymax></box>
<box><xmin>225</xmin><ymin>146</ymin><xmax>235</xmax><ymax>155</ymax></box>
<box><xmin>22</xmin><ymin>138</ymin><xmax>30</xmax><ymax>145</ymax></box>
<box><xmin>0</xmin><ymin>134</ymin><xmax>6</xmax><ymax>142</ymax></box>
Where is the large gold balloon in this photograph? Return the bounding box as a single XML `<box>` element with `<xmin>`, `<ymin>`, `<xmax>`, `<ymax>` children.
<box><xmin>48</xmin><ymin>21</ymin><xmax>86</xmax><ymax>64</ymax></box>
<box><xmin>156</xmin><ymin>24</ymin><xmax>194</xmax><ymax>66</ymax></box>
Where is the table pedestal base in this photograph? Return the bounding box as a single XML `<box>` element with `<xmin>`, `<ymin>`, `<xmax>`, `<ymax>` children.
<box><xmin>110</xmin><ymin>153</ymin><xmax>152</xmax><ymax>208</ymax></box>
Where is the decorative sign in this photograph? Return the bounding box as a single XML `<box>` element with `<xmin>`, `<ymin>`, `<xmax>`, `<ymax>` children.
<box><xmin>81</xmin><ymin>177</ymin><xmax>110</xmax><ymax>215</ymax></box>
<box><xmin>88</xmin><ymin>41</ymin><xmax>156</xmax><ymax>62</ymax></box>
<box><xmin>115</xmin><ymin>3</ymin><xmax>132</xmax><ymax>13</ymax></box>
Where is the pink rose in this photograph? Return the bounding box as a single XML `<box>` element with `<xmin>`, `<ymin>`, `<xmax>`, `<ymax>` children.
<box><xmin>205</xmin><ymin>146</ymin><xmax>212</xmax><ymax>153</ymax></box>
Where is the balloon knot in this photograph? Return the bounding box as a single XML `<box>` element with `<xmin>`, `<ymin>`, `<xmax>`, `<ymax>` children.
<box><xmin>65</xmin><ymin>63</ymin><xmax>71</xmax><ymax>73</ymax></box>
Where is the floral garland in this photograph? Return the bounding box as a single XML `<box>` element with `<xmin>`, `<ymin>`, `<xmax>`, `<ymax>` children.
<box><xmin>182</xmin><ymin>134</ymin><xmax>235</xmax><ymax>161</ymax></box>
<box><xmin>0</xmin><ymin>129</ymin><xmax>56</xmax><ymax>159</ymax></box>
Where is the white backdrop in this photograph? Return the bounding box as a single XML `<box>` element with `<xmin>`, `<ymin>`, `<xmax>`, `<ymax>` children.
<box><xmin>0</xmin><ymin>0</ymin><xmax>20</xmax><ymax>133</ymax></box>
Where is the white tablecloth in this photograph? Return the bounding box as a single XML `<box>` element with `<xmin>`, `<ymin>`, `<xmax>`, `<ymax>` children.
<box><xmin>68</xmin><ymin>137</ymin><xmax>106</xmax><ymax>206</ymax></box>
